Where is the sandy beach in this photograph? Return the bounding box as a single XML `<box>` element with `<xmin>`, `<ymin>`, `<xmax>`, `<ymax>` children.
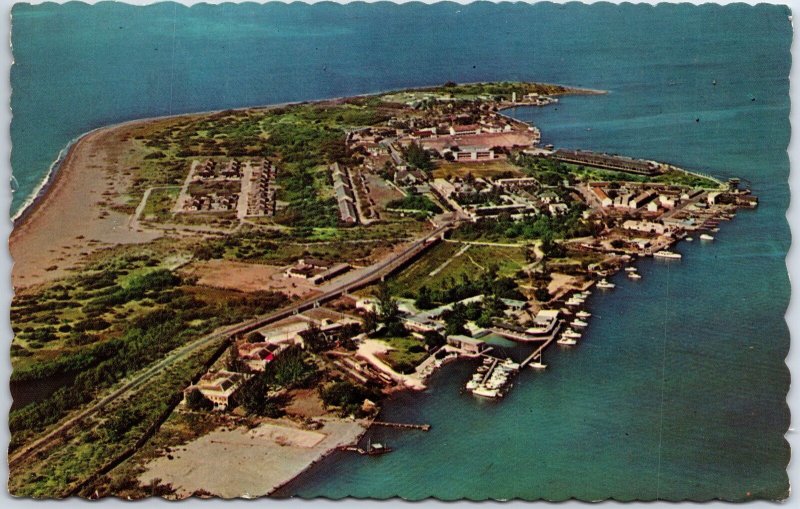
<box><xmin>138</xmin><ymin>417</ymin><xmax>366</xmax><ymax>499</ymax></box>
<box><xmin>10</xmin><ymin>123</ymin><xmax>161</xmax><ymax>291</ymax></box>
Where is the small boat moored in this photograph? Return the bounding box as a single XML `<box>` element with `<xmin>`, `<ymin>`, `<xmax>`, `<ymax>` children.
<box><xmin>597</xmin><ymin>278</ymin><xmax>616</xmax><ymax>289</ymax></box>
<box><xmin>700</xmin><ymin>233</ymin><xmax>715</xmax><ymax>241</ymax></box>
<box><xmin>653</xmin><ymin>250</ymin><xmax>682</xmax><ymax>259</ymax></box>
<box><xmin>628</xmin><ymin>272</ymin><xmax>642</xmax><ymax>280</ymax></box>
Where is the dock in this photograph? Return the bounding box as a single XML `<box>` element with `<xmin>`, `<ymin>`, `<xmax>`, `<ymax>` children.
<box><xmin>520</xmin><ymin>333</ymin><xmax>558</xmax><ymax>369</ymax></box>
<box><xmin>371</xmin><ymin>421</ymin><xmax>431</xmax><ymax>431</ymax></box>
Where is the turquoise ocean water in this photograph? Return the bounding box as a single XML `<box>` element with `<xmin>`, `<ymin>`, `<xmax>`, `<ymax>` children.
<box><xmin>11</xmin><ymin>2</ymin><xmax>791</xmax><ymax>501</ymax></box>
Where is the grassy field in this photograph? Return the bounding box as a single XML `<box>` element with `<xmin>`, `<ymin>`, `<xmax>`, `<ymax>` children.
<box><xmin>377</xmin><ymin>336</ymin><xmax>428</xmax><ymax>374</ymax></box>
<box><xmin>389</xmin><ymin>241</ymin><xmax>526</xmax><ymax>297</ymax></box>
<box><xmin>141</xmin><ymin>187</ymin><xmax>180</xmax><ymax>223</ymax></box>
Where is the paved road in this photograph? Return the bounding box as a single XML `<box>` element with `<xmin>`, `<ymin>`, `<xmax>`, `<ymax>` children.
<box><xmin>9</xmin><ymin>222</ymin><xmax>452</xmax><ymax>469</ymax></box>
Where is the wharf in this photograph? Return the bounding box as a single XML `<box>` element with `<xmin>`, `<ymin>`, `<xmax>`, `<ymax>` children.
<box><xmin>371</xmin><ymin>421</ymin><xmax>431</xmax><ymax>431</ymax></box>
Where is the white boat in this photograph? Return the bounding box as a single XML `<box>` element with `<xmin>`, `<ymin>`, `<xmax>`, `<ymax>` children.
<box><xmin>576</xmin><ymin>310</ymin><xmax>591</xmax><ymax>318</ymax></box>
<box><xmin>653</xmin><ymin>250</ymin><xmax>682</xmax><ymax>259</ymax></box>
<box><xmin>579</xmin><ymin>290</ymin><xmax>592</xmax><ymax>298</ymax></box>
<box><xmin>562</xmin><ymin>328</ymin><xmax>581</xmax><ymax>339</ymax></box>
<box><xmin>628</xmin><ymin>272</ymin><xmax>642</xmax><ymax>280</ymax></box>
<box><xmin>528</xmin><ymin>358</ymin><xmax>547</xmax><ymax>370</ymax></box>
<box><xmin>557</xmin><ymin>336</ymin><xmax>577</xmax><ymax>346</ymax></box>
<box><xmin>473</xmin><ymin>386</ymin><xmax>500</xmax><ymax>398</ymax></box>
<box><xmin>624</xmin><ymin>267</ymin><xmax>637</xmax><ymax>273</ymax></box>
<box><xmin>597</xmin><ymin>279</ymin><xmax>616</xmax><ymax>289</ymax></box>
<box><xmin>572</xmin><ymin>318</ymin><xmax>589</xmax><ymax>328</ymax></box>
<box><xmin>700</xmin><ymin>233</ymin><xmax>714</xmax><ymax>241</ymax></box>
<box><xmin>566</xmin><ymin>298</ymin><xmax>583</xmax><ymax>307</ymax></box>
<box><xmin>711</xmin><ymin>227</ymin><xmax>720</xmax><ymax>232</ymax></box>
<box><xmin>686</xmin><ymin>237</ymin><xmax>694</xmax><ymax>242</ymax></box>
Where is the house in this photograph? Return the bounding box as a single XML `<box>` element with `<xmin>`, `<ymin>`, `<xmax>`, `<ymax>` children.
<box><xmin>548</xmin><ymin>203</ymin><xmax>569</xmax><ymax>215</ymax></box>
<box><xmin>525</xmin><ymin>309</ymin><xmax>560</xmax><ymax>338</ymax></box>
<box><xmin>446</xmin><ymin>335</ymin><xmax>486</xmax><ymax>354</ymax></box>
<box><xmin>452</xmin><ymin>146</ymin><xmax>495</xmax><ymax>162</ymax></box>
<box><xmin>622</xmin><ymin>219</ymin><xmax>667</xmax><ymax>235</ymax></box>
<box><xmin>591</xmin><ymin>185</ymin><xmax>613</xmax><ymax>208</ymax></box>
<box><xmin>184</xmin><ymin>370</ymin><xmax>248</xmax><ymax>411</ymax></box>
<box><xmin>449</xmin><ymin>124</ymin><xmax>481</xmax><ymax>136</ymax></box>
<box><xmin>237</xmin><ymin>341</ymin><xmax>287</xmax><ymax>372</ymax></box>
<box><xmin>629</xmin><ymin>190</ymin><xmax>658</xmax><ymax>209</ymax></box>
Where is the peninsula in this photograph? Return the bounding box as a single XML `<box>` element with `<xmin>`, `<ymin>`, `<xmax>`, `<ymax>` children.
<box><xmin>9</xmin><ymin>82</ymin><xmax>758</xmax><ymax>499</ymax></box>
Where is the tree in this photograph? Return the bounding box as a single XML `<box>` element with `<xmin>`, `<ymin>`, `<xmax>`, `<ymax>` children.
<box><xmin>402</xmin><ymin>142</ymin><xmax>434</xmax><ymax>171</ymax></box>
<box><xmin>302</xmin><ymin>322</ymin><xmax>329</xmax><ymax>353</ymax></box>
<box><xmin>245</xmin><ymin>331</ymin><xmax>263</xmax><ymax>343</ymax></box>
<box><xmin>534</xmin><ymin>286</ymin><xmax>551</xmax><ymax>303</ymax></box>
<box><xmin>376</xmin><ymin>282</ymin><xmax>400</xmax><ymax>326</ymax></box>
<box><xmin>423</xmin><ymin>330</ymin><xmax>446</xmax><ymax>351</ymax></box>
<box><xmin>362</xmin><ymin>310</ymin><xmax>379</xmax><ymax>334</ymax></box>
<box><xmin>237</xmin><ymin>374</ymin><xmax>277</xmax><ymax>416</ymax></box>
<box><xmin>225</xmin><ymin>344</ymin><xmax>246</xmax><ymax>373</ymax></box>
<box><xmin>185</xmin><ymin>388</ymin><xmax>212</xmax><ymax>411</ymax></box>
<box><xmin>443</xmin><ymin>302</ymin><xmax>469</xmax><ymax>337</ymax></box>
<box><xmin>416</xmin><ymin>285</ymin><xmax>434</xmax><ymax>310</ymax></box>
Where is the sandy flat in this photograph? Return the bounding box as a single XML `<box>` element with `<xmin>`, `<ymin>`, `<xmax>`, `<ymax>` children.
<box><xmin>180</xmin><ymin>259</ymin><xmax>321</xmax><ymax>298</ymax></box>
<box><xmin>138</xmin><ymin>417</ymin><xmax>366</xmax><ymax>499</ymax></box>
<box><xmin>11</xmin><ymin>124</ymin><xmax>161</xmax><ymax>291</ymax></box>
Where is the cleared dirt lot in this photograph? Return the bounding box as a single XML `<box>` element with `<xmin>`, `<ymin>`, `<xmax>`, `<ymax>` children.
<box><xmin>139</xmin><ymin>418</ymin><xmax>366</xmax><ymax>499</ymax></box>
<box><xmin>180</xmin><ymin>259</ymin><xmax>321</xmax><ymax>298</ymax></box>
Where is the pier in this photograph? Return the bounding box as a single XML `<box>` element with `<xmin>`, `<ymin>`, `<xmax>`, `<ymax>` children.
<box><xmin>520</xmin><ymin>334</ymin><xmax>558</xmax><ymax>369</ymax></box>
<box><xmin>371</xmin><ymin>421</ymin><xmax>431</xmax><ymax>431</ymax></box>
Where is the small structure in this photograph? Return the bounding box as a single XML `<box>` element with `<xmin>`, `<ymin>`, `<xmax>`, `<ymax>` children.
<box><xmin>237</xmin><ymin>341</ymin><xmax>287</xmax><ymax>372</ymax></box>
<box><xmin>446</xmin><ymin>335</ymin><xmax>487</xmax><ymax>354</ymax></box>
<box><xmin>525</xmin><ymin>309</ymin><xmax>560</xmax><ymax>338</ymax></box>
<box><xmin>184</xmin><ymin>370</ymin><xmax>248</xmax><ymax>411</ymax></box>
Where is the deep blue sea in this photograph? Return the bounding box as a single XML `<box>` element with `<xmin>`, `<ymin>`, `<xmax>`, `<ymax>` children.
<box><xmin>11</xmin><ymin>1</ymin><xmax>791</xmax><ymax>501</ymax></box>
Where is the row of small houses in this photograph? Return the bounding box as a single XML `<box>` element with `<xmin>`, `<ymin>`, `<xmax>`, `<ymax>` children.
<box><xmin>331</xmin><ymin>162</ymin><xmax>358</xmax><ymax>224</ymax></box>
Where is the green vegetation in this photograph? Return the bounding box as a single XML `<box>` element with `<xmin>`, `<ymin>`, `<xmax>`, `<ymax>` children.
<box><xmin>401</xmin><ymin>142</ymin><xmax>435</xmax><ymax>171</ymax></box>
<box><xmin>10</xmin><ymin>252</ymin><xmax>286</xmax><ymax>450</ymax></box>
<box><xmin>378</xmin><ymin>336</ymin><xmax>428</xmax><ymax>374</ymax></box>
<box><xmin>386</xmin><ymin>193</ymin><xmax>442</xmax><ymax>213</ymax></box>
<box><xmin>453</xmin><ymin>210</ymin><xmax>596</xmax><ymax>244</ymax></box>
<box><xmin>319</xmin><ymin>380</ymin><xmax>383</xmax><ymax>417</ymax></box>
<box><xmin>9</xmin><ymin>340</ymin><xmax>223</xmax><ymax>498</ymax></box>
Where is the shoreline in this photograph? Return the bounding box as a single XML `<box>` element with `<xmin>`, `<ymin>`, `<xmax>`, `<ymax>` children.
<box><xmin>11</xmin><ymin>81</ymin><xmax>602</xmax><ymax>229</ymax></box>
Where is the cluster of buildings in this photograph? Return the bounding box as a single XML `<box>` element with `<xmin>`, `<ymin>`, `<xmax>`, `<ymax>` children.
<box><xmin>174</xmin><ymin>158</ymin><xmax>284</xmax><ymax>218</ymax></box>
<box><xmin>244</xmin><ymin>160</ymin><xmax>278</xmax><ymax>218</ymax></box>
<box><xmin>589</xmin><ymin>182</ymin><xmax>702</xmax><ymax>213</ymax></box>
<box><xmin>183</xmin><ymin>313</ymin><xmax>362</xmax><ymax>411</ymax></box>
<box><xmin>430</xmin><ymin>174</ymin><xmax>571</xmax><ymax>222</ymax></box>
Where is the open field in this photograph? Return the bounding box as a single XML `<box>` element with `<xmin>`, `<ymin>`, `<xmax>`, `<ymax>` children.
<box><xmin>432</xmin><ymin>159</ymin><xmax>523</xmax><ymax>179</ymax></box>
<box><xmin>389</xmin><ymin>241</ymin><xmax>526</xmax><ymax>296</ymax></box>
<box><xmin>179</xmin><ymin>259</ymin><xmax>320</xmax><ymax>298</ymax></box>
<box><xmin>137</xmin><ymin>418</ymin><xmax>365</xmax><ymax>499</ymax></box>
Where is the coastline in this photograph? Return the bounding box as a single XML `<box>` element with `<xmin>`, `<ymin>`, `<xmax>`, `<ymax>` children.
<box><xmin>11</xmin><ymin>81</ymin><xmax>603</xmax><ymax>228</ymax></box>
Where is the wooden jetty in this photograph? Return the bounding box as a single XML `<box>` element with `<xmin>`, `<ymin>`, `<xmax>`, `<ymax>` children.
<box><xmin>520</xmin><ymin>334</ymin><xmax>558</xmax><ymax>369</ymax></box>
<box><xmin>371</xmin><ymin>421</ymin><xmax>431</xmax><ymax>431</ymax></box>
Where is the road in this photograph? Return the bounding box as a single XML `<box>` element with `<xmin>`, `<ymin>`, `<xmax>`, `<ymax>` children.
<box><xmin>8</xmin><ymin>221</ymin><xmax>452</xmax><ymax>469</ymax></box>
